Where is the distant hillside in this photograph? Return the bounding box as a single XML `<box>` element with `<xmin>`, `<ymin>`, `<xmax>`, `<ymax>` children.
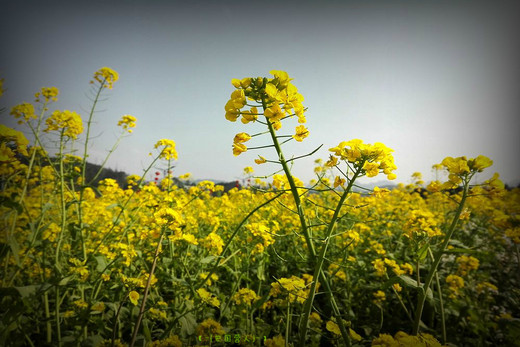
<box><xmin>83</xmin><ymin>161</ymin><xmax>128</xmax><ymax>188</ymax></box>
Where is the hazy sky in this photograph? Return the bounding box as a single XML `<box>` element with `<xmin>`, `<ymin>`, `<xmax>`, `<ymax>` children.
<box><xmin>2</xmin><ymin>0</ymin><xmax>519</xmax><ymax>185</ymax></box>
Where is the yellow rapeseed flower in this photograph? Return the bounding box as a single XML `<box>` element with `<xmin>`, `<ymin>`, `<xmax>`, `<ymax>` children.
<box><xmin>117</xmin><ymin>114</ymin><xmax>137</xmax><ymax>133</ymax></box>
<box><xmin>154</xmin><ymin>139</ymin><xmax>178</xmax><ymax>160</ymax></box>
<box><xmin>91</xmin><ymin>67</ymin><xmax>119</xmax><ymax>89</ymax></box>
<box><xmin>292</xmin><ymin>125</ymin><xmax>309</xmax><ymax>142</ymax></box>
<box><xmin>34</xmin><ymin>87</ymin><xmax>59</xmax><ymax>103</ymax></box>
<box><xmin>254</xmin><ymin>155</ymin><xmax>267</xmax><ymax>164</ymax></box>
<box><xmin>197</xmin><ymin>288</ymin><xmax>220</xmax><ymax>308</ymax></box>
<box><xmin>232</xmin><ymin>288</ymin><xmax>259</xmax><ymax>306</ymax></box>
<box><xmin>44</xmin><ymin>110</ymin><xmax>83</xmax><ymax>139</ymax></box>
<box><xmin>10</xmin><ymin>103</ymin><xmax>36</xmax><ymax>124</ymax></box>
<box><xmin>129</xmin><ymin>291</ymin><xmax>139</xmax><ymax>305</ymax></box>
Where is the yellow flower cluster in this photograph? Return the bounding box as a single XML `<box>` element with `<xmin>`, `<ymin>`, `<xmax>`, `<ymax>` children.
<box><xmin>117</xmin><ymin>114</ymin><xmax>137</xmax><ymax>133</ymax></box>
<box><xmin>456</xmin><ymin>255</ymin><xmax>479</xmax><ymax>276</ymax></box>
<box><xmin>44</xmin><ymin>110</ymin><xmax>84</xmax><ymax>139</ymax></box>
<box><xmin>154</xmin><ymin>207</ymin><xmax>183</xmax><ymax>226</ymax></box>
<box><xmin>195</xmin><ymin>318</ymin><xmax>225</xmax><ymax>337</ymax></box>
<box><xmin>446</xmin><ymin>274</ymin><xmax>464</xmax><ymax>298</ymax></box>
<box><xmin>0</xmin><ymin>125</ymin><xmax>29</xmax><ymax>161</ymax></box>
<box><xmin>225</xmin><ymin>70</ymin><xmax>308</xmax><ymax>155</ymax></box>
<box><xmin>329</xmin><ymin>139</ymin><xmax>397</xmax><ymax>180</ymax></box>
<box><xmin>91</xmin><ymin>67</ymin><xmax>119</xmax><ymax>89</ymax></box>
<box><xmin>154</xmin><ymin>139</ymin><xmax>178</xmax><ymax>160</ymax></box>
<box><xmin>373</xmin><ymin>290</ymin><xmax>386</xmax><ymax>304</ymax></box>
<box><xmin>202</xmin><ymin>232</ymin><xmax>224</xmax><ymax>255</ymax></box>
<box><xmin>440</xmin><ymin>155</ymin><xmax>493</xmax><ymax>188</ymax></box>
<box><xmin>34</xmin><ymin>87</ymin><xmax>59</xmax><ymax>103</ymax></box>
<box><xmin>372</xmin><ymin>331</ymin><xmax>442</xmax><ymax>347</ymax></box>
<box><xmin>10</xmin><ymin>103</ymin><xmax>36</xmax><ymax>124</ymax></box>
<box><xmin>245</xmin><ymin>222</ymin><xmax>275</xmax><ymax>248</ymax></box>
<box><xmin>232</xmin><ymin>288</ymin><xmax>259</xmax><ymax>306</ymax></box>
<box><xmin>269</xmin><ymin>275</ymin><xmax>310</xmax><ymax>304</ymax></box>
<box><xmin>404</xmin><ymin>208</ymin><xmax>442</xmax><ymax>238</ymax></box>
<box><xmin>197</xmin><ymin>288</ymin><xmax>220</xmax><ymax>307</ymax></box>
<box><xmin>505</xmin><ymin>226</ymin><xmax>520</xmax><ymax>244</ymax></box>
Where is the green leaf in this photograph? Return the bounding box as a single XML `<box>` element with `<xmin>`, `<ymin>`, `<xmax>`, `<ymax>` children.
<box><xmin>200</xmin><ymin>255</ymin><xmax>216</xmax><ymax>264</ymax></box>
<box><xmin>257</xmin><ymin>258</ymin><xmax>266</xmax><ymax>282</ymax></box>
<box><xmin>399</xmin><ymin>275</ymin><xmax>422</xmax><ymax>289</ymax></box>
<box><xmin>417</xmin><ymin>243</ymin><xmax>430</xmax><ymax>261</ymax></box>
<box><xmin>8</xmin><ymin>238</ymin><xmax>20</xmax><ymax>266</ymax></box>
<box><xmin>95</xmin><ymin>255</ymin><xmax>108</xmax><ymax>272</ymax></box>
<box><xmin>179</xmin><ymin>312</ymin><xmax>197</xmax><ymax>336</ymax></box>
<box><xmin>398</xmin><ymin>275</ymin><xmax>434</xmax><ymax>302</ymax></box>
<box><xmin>58</xmin><ymin>275</ymin><xmax>74</xmax><ymax>286</ymax></box>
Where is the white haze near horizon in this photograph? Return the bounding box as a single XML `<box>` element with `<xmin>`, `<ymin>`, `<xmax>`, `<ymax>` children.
<box><xmin>1</xmin><ymin>0</ymin><xmax>519</xmax><ymax>187</ymax></box>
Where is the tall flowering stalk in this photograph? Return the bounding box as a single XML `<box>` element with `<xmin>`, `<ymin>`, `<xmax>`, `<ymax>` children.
<box><xmin>411</xmin><ymin>155</ymin><xmax>495</xmax><ymax>335</ymax></box>
<box><xmin>224</xmin><ymin>71</ymin><xmax>397</xmax><ymax>346</ymax></box>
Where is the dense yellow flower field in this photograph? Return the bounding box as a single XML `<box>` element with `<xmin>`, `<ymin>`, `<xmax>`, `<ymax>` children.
<box><xmin>0</xmin><ymin>70</ymin><xmax>519</xmax><ymax>346</ymax></box>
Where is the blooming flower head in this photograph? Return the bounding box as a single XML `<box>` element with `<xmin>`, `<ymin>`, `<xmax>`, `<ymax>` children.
<box><xmin>468</xmin><ymin>155</ymin><xmax>493</xmax><ymax>172</ymax></box>
<box><xmin>439</xmin><ymin>155</ymin><xmax>494</xmax><ymax>188</ymax></box>
<box><xmin>154</xmin><ymin>139</ymin><xmax>178</xmax><ymax>160</ymax></box>
<box><xmin>329</xmin><ymin>139</ymin><xmax>397</xmax><ymax>180</ymax></box>
<box><xmin>225</xmin><ymin>70</ymin><xmax>306</xmax><ymax>131</ymax></box>
<box><xmin>456</xmin><ymin>255</ymin><xmax>479</xmax><ymax>276</ymax></box>
<box><xmin>197</xmin><ymin>288</ymin><xmax>220</xmax><ymax>308</ymax></box>
<box><xmin>269</xmin><ymin>276</ymin><xmax>308</xmax><ymax>304</ymax></box>
<box><xmin>91</xmin><ymin>67</ymin><xmax>119</xmax><ymax>89</ymax></box>
<box><xmin>11</xmin><ymin>103</ymin><xmax>36</xmax><ymax>124</ymax></box>
<box><xmin>44</xmin><ymin>110</ymin><xmax>83</xmax><ymax>139</ymax></box>
<box><xmin>117</xmin><ymin>114</ymin><xmax>137</xmax><ymax>133</ymax></box>
<box><xmin>154</xmin><ymin>207</ymin><xmax>183</xmax><ymax>226</ymax></box>
<box><xmin>292</xmin><ymin>125</ymin><xmax>309</xmax><ymax>142</ymax></box>
<box><xmin>446</xmin><ymin>274</ymin><xmax>464</xmax><ymax>298</ymax></box>
<box><xmin>202</xmin><ymin>232</ymin><xmax>224</xmax><ymax>255</ymax></box>
<box><xmin>373</xmin><ymin>290</ymin><xmax>386</xmax><ymax>305</ymax></box>
<box><xmin>35</xmin><ymin>87</ymin><xmax>59</xmax><ymax>103</ymax></box>
<box><xmin>129</xmin><ymin>291</ymin><xmax>139</xmax><ymax>305</ymax></box>
<box><xmin>232</xmin><ymin>288</ymin><xmax>259</xmax><ymax>306</ymax></box>
<box><xmin>196</xmin><ymin>318</ymin><xmax>225</xmax><ymax>337</ymax></box>
<box><xmin>0</xmin><ymin>125</ymin><xmax>29</xmax><ymax>160</ymax></box>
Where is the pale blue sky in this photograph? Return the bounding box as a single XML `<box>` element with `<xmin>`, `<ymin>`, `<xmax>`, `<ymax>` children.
<box><xmin>1</xmin><ymin>0</ymin><xmax>519</xmax><ymax>185</ymax></box>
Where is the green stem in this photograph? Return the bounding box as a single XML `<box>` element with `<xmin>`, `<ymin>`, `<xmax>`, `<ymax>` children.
<box><xmin>426</xmin><ymin>246</ymin><xmax>446</xmax><ymax>343</ymax></box>
<box><xmin>299</xmin><ymin>168</ymin><xmax>361</xmax><ymax>346</ymax></box>
<box><xmin>261</xmin><ymin>98</ymin><xmax>317</xmax><ymax>262</ymax></box>
<box><xmin>76</xmin><ymin>81</ymin><xmax>107</xmax><ymax>264</ymax></box>
<box><xmin>261</xmin><ymin>95</ymin><xmax>355</xmax><ymax>346</ymax></box>
<box><xmin>44</xmin><ymin>293</ymin><xmax>52</xmax><ymax>343</ymax></box>
<box><xmin>412</xmin><ymin>177</ymin><xmax>471</xmax><ymax>335</ymax></box>
<box><xmin>6</xmin><ymin>102</ymin><xmax>48</xmax><ymax>285</ymax></box>
<box><xmin>285</xmin><ymin>303</ymin><xmax>291</xmax><ymax>347</ymax></box>
<box><xmin>55</xmin><ymin>131</ymin><xmax>67</xmax><ymax>274</ymax></box>
<box><xmin>55</xmin><ymin>286</ymin><xmax>61</xmax><ymax>346</ymax></box>
<box><xmin>129</xmin><ymin>231</ymin><xmax>165</xmax><ymax>347</ymax></box>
